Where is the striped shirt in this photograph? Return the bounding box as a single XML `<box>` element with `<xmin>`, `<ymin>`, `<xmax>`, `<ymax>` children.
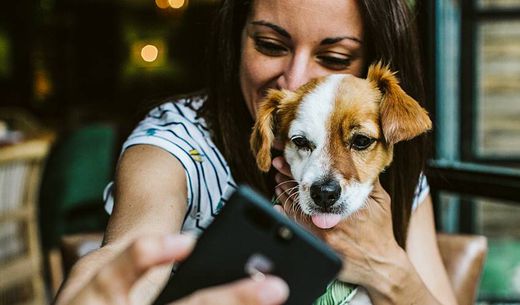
<box><xmin>104</xmin><ymin>96</ymin><xmax>238</xmax><ymax>235</ymax></box>
<box><xmin>104</xmin><ymin>96</ymin><xmax>430</xmax><ymax>235</ymax></box>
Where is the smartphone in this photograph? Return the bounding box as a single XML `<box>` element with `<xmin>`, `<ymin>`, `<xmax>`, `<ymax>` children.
<box><xmin>154</xmin><ymin>185</ymin><xmax>342</xmax><ymax>305</ymax></box>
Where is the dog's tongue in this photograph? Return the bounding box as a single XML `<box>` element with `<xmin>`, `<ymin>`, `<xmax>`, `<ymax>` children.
<box><xmin>311</xmin><ymin>213</ymin><xmax>342</xmax><ymax>229</ymax></box>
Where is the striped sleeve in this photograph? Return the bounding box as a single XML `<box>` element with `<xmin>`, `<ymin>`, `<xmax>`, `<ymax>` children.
<box><xmin>412</xmin><ymin>173</ymin><xmax>430</xmax><ymax>211</ymax></box>
<box><xmin>104</xmin><ymin>99</ymin><xmax>237</xmax><ymax>234</ymax></box>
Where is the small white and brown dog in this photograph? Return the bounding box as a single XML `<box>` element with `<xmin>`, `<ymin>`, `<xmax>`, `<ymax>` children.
<box><xmin>250</xmin><ymin>62</ymin><xmax>431</xmax><ymax>229</ymax></box>
<box><xmin>249</xmin><ymin>62</ymin><xmax>431</xmax><ymax>304</ymax></box>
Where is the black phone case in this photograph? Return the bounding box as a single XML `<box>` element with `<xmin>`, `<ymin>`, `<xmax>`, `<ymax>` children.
<box><xmin>155</xmin><ymin>186</ymin><xmax>342</xmax><ymax>305</ymax></box>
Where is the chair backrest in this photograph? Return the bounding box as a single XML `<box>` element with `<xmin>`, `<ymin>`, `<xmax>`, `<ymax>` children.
<box><xmin>39</xmin><ymin>123</ymin><xmax>116</xmax><ymax>250</ymax></box>
<box><xmin>54</xmin><ymin>232</ymin><xmax>489</xmax><ymax>304</ymax></box>
<box><xmin>437</xmin><ymin>233</ymin><xmax>488</xmax><ymax>305</ymax></box>
<box><xmin>0</xmin><ymin>134</ymin><xmax>53</xmax><ymax>305</ymax></box>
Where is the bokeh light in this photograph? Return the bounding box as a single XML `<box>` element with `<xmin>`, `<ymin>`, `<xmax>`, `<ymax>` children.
<box><xmin>141</xmin><ymin>45</ymin><xmax>159</xmax><ymax>63</ymax></box>
<box><xmin>168</xmin><ymin>0</ymin><xmax>185</xmax><ymax>9</ymax></box>
<box><xmin>155</xmin><ymin>0</ymin><xmax>169</xmax><ymax>9</ymax></box>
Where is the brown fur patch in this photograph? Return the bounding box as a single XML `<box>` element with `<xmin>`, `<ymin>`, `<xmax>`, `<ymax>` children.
<box><xmin>327</xmin><ymin>75</ymin><xmax>394</xmax><ymax>183</ymax></box>
<box><xmin>367</xmin><ymin>62</ymin><xmax>432</xmax><ymax>144</ymax></box>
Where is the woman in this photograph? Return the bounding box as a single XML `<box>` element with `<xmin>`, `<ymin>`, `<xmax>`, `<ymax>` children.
<box><xmin>55</xmin><ymin>1</ymin><xmax>458</xmax><ymax>305</ymax></box>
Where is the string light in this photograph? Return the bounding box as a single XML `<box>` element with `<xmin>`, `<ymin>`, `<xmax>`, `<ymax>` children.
<box><xmin>141</xmin><ymin>45</ymin><xmax>159</xmax><ymax>63</ymax></box>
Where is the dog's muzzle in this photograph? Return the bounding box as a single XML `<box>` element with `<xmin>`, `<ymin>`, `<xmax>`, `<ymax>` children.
<box><xmin>310</xmin><ymin>179</ymin><xmax>341</xmax><ymax>209</ymax></box>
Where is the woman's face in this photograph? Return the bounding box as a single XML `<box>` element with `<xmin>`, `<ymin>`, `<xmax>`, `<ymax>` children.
<box><xmin>239</xmin><ymin>0</ymin><xmax>366</xmax><ymax>118</ymax></box>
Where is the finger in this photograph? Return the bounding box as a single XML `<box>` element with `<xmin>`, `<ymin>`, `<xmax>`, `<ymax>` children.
<box><xmin>275</xmin><ymin>173</ymin><xmax>298</xmax><ymax>192</ymax></box>
<box><xmin>274</xmin><ymin>184</ymin><xmax>289</xmax><ymax>206</ymax></box>
<box><xmin>273</xmin><ymin>204</ymin><xmax>287</xmax><ymax>216</ymax></box>
<box><xmin>274</xmin><ymin>172</ymin><xmax>293</xmax><ymax>195</ymax></box>
<box><xmin>272</xmin><ymin>156</ymin><xmax>292</xmax><ymax>177</ymax></box>
<box><xmin>92</xmin><ymin>235</ymin><xmax>195</xmax><ymax>295</ymax></box>
<box><xmin>274</xmin><ymin>172</ymin><xmax>294</xmax><ymax>187</ymax></box>
<box><xmin>173</xmin><ymin>276</ymin><xmax>289</xmax><ymax>305</ymax></box>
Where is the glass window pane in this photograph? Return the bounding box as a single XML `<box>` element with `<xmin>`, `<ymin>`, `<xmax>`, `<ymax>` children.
<box><xmin>479</xmin><ymin>0</ymin><xmax>520</xmax><ymax>9</ymax></box>
<box><xmin>476</xmin><ymin>20</ymin><xmax>520</xmax><ymax>158</ymax></box>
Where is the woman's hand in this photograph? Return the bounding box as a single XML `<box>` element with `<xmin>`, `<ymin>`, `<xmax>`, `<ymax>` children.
<box><xmin>271</xmin><ymin>140</ymin><xmax>298</xmax><ymax>207</ymax></box>
<box><xmin>276</xmin><ymin>177</ymin><xmax>413</xmax><ymax>303</ymax></box>
<box><xmin>62</xmin><ymin>234</ymin><xmax>289</xmax><ymax>305</ymax></box>
<box><xmin>272</xmin><ymin>156</ymin><xmax>298</xmax><ymax>205</ymax></box>
<box><xmin>319</xmin><ymin>179</ymin><xmax>413</xmax><ymax>301</ymax></box>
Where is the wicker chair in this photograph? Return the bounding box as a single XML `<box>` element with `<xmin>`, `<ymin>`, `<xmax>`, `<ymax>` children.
<box><xmin>0</xmin><ymin>133</ymin><xmax>54</xmax><ymax>305</ymax></box>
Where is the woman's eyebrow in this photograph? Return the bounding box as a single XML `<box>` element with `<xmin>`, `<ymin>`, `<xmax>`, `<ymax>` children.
<box><xmin>321</xmin><ymin>36</ymin><xmax>362</xmax><ymax>45</ymax></box>
<box><xmin>251</xmin><ymin>20</ymin><xmax>291</xmax><ymax>39</ymax></box>
<box><xmin>250</xmin><ymin>20</ymin><xmax>362</xmax><ymax>45</ymax></box>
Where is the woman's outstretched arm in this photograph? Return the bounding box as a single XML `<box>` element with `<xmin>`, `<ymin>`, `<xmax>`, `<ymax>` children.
<box><xmin>55</xmin><ymin>145</ymin><xmax>189</xmax><ymax>305</ymax></box>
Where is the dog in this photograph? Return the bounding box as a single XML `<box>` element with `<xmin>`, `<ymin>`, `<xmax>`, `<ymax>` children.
<box><xmin>250</xmin><ymin>62</ymin><xmax>431</xmax><ymax>228</ymax></box>
<box><xmin>249</xmin><ymin>62</ymin><xmax>432</xmax><ymax>304</ymax></box>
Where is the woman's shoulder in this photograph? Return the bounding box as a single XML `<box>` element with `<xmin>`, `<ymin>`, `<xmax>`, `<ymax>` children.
<box><xmin>106</xmin><ymin>92</ymin><xmax>237</xmax><ymax>235</ymax></box>
<box><xmin>146</xmin><ymin>94</ymin><xmax>208</xmax><ymax>128</ymax></box>
<box><xmin>123</xmin><ymin>93</ymin><xmax>212</xmax><ymax>154</ymax></box>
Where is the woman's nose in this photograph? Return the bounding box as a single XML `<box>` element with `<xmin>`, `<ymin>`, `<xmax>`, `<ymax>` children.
<box><xmin>276</xmin><ymin>53</ymin><xmax>317</xmax><ymax>91</ymax></box>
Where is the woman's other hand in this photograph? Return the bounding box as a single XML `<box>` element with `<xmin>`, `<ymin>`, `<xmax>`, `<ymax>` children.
<box><xmin>63</xmin><ymin>234</ymin><xmax>289</xmax><ymax>305</ymax></box>
<box><xmin>272</xmin><ymin>139</ymin><xmax>298</xmax><ymax>207</ymax></box>
<box><xmin>320</xmin><ymin>179</ymin><xmax>411</xmax><ymax>298</ymax></box>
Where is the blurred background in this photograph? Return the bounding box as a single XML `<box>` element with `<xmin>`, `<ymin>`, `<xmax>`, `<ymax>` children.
<box><xmin>0</xmin><ymin>0</ymin><xmax>519</xmax><ymax>304</ymax></box>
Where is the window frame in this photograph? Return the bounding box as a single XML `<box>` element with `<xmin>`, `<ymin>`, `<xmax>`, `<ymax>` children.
<box><xmin>460</xmin><ymin>1</ymin><xmax>520</xmax><ymax>163</ymax></box>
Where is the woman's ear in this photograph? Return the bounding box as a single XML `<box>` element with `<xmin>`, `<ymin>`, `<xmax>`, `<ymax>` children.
<box><xmin>367</xmin><ymin>62</ymin><xmax>432</xmax><ymax>144</ymax></box>
<box><xmin>250</xmin><ymin>89</ymin><xmax>288</xmax><ymax>172</ymax></box>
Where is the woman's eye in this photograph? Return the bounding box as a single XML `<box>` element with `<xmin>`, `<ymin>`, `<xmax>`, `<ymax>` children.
<box><xmin>317</xmin><ymin>55</ymin><xmax>351</xmax><ymax>70</ymax></box>
<box><xmin>291</xmin><ymin>136</ymin><xmax>312</xmax><ymax>151</ymax></box>
<box><xmin>254</xmin><ymin>38</ymin><xmax>287</xmax><ymax>56</ymax></box>
<box><xmin>351</xmin><ymin>135</ymin><xmax>375</xmax><ymax>150</ymax></box>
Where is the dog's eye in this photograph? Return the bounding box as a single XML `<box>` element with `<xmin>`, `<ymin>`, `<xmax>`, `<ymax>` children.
<box><xmin>291</xmin><ymin>136</ymin><xmax>312</xmax><ymax>151</ymax></box>
<box><xmin>351</xmin><ymin>135</ymin><xmax>375</xmax><ymax>150</ymax></box>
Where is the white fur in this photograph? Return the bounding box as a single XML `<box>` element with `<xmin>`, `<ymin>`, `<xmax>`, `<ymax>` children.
<box><xmin>285</xmin><ymin>75</ymin><xmax>343</xmax><ymax>179</ymax></box>
<box><xmin>337</xmin><ymin>179</ymin><xmax>374</xmax><ymax>217</ymax></box>
<box><xmin>285</xmin><ymin>75</ymin><xmax>344</xmax><ymax>214</ymax></box>
<box><xmin>284</xmin><ymin>74</ymin><xmax>375</xmax><ymax>218</ymax></box>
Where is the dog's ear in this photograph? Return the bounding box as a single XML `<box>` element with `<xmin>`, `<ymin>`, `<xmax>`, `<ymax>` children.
<box><xmin>368</xmin><ymin>62</ymin><xmax>432</xmax><ymax>144</ymax></box>
<box><xmin>250</xmin><ymin>89</ymin><xmax>291</xmax><ymax>172</ymax></box>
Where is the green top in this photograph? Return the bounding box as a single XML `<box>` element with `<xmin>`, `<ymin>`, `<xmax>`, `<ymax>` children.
<box><xmin>313</xmin><ymin>280</ymin><xmax>357</xmax><ymax>305</ymax></box>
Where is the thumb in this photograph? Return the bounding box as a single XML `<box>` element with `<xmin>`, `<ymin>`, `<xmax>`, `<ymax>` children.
<box><xmin>91</xmin><ymin>235</ymin><xmax>195</xmax><ymax>296</ymax></box>
<box><xmin>272</xmin><ymin>156</ymin><xmax>292</xmax><ymax>177</ymax></box>
<box><xmin>172</xmin><ymin>276</ymin><xmax>289</xmax><ymax>305</ymax></box>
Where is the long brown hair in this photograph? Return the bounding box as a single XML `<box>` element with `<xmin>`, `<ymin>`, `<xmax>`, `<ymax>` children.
<box><xmin>199</xmin><ymin>0</ymin><xmax>427</xmax><ymax>248</ymax></box>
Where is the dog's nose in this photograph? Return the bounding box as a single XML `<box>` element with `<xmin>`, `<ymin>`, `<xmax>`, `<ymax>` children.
<box><xmin>310</xmin><ymin>179</ymin><xmax>341</xmax><ymax>208</ymax></box>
